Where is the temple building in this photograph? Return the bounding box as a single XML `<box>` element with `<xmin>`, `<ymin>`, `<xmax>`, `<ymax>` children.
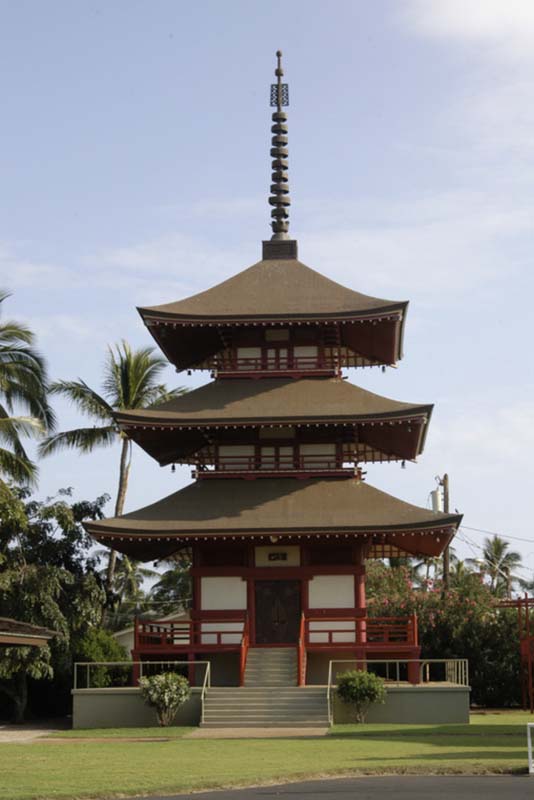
<box><xmin>86</xmin><ymin>53</ymin><xmax>462</xmax><ymax>704</ymax></box>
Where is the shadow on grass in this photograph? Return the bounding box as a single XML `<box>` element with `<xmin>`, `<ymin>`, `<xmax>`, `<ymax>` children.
<box><xmin>329</xmin><ymin>723</ymin><xmax>525</xmax><ymax>740</ymax></box>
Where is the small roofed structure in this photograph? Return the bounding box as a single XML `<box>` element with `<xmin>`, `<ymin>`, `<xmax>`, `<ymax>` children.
<box><xmin>0</xmin><ymin>617</ymin><xmax>55</xmax><ymax>647</ymax></box>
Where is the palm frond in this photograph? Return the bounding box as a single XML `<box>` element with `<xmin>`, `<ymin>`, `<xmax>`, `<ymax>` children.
<box><xmin>0</xmin><ymin>445</ymin><xmax>38</xmax><ymax>485</ymax></box>
<box><xmin>38</xmin><ymin>425</ymin><xmax>117</xmax><ymax>457</ymax></box>
<box><xmin>49</xmin><ymin>380</ymin><xmax>114</xmax><ymax>422</ymax></box>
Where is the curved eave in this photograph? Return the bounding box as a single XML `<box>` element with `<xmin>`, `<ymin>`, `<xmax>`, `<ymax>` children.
<box><xmin>85</xmin><ymin>478</ymin><xmax>461</xmax><ymax>561</ymax></box>
<box><xmin>116</xmin><ymin>406</ymin><xmax>432</xmax><ymax>428</ymax></box>
<box><xmin>115</xmin><ymin>407</ymin><xmax>432</xmax><ymax>466</ymax></box>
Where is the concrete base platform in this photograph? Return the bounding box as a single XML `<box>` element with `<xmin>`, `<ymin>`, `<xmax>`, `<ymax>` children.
<box><xmin>334</xmin><ymin>684</ymin><xmax>470</xmax><ymax>724</ymax></box>
<box><xmin>72</xmin><ymin>683</ymin><xmax>470</xmax><ymax>728</ymax></box>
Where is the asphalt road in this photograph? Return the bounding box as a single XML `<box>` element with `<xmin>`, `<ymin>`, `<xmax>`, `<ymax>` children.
<box><xmin>144</xmin><ymin>775</ymin><xmax>531</xmax><ymax>799</ymax></box>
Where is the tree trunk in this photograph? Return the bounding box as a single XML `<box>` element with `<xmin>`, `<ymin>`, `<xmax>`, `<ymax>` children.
<box><xmin>106</xmin><ymin>438</ymin><xmax>132</xmax><ymax>590</ymax></box>
<box><xmin>9</xmin><ymin>671</ymin><xmax>28</xmax><ymax>724</ymax></box>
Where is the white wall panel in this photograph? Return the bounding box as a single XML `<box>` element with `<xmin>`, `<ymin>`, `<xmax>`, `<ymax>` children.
<box><xmin>308</xmin><ymin>575</ymin><xmax>354</xmax><ymax>609</ymax></box>
<box><xmin>200</xmin><ymin>577</ymin><xmax>247</xmax><ymax>610</ymax></box>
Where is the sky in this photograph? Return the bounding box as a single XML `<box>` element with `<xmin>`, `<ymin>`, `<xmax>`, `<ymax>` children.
<box><xmin>2</xmin><ymin>0</ymin><xmax>533</xmax><ymax>579</ymax></box>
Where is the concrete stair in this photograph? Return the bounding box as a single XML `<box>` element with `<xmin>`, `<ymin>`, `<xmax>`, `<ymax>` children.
<box><xmin>201</xmin><ymin>686</ymin><xmax>328</xmax><ymax>727</ymax></box>
<box><xmin>244</xmin><ymin>647</ymin><xmax>297</xmax><ymax>687</ymax></box>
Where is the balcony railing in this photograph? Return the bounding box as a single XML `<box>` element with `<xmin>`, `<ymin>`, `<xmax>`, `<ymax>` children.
<box><xmin>216</xmin><ymin>355</ymin><xmax>338</xmax><ymax>376</ymax></box>
<box><xmin>196</xmin><ymin>453</ymin><xmax>354</xmax><ymax>478</ymax></box>
<box><xmin>304</xmin><ymin>614</ymin><xmax>418</xmax><ymax>648</ymax></box>
<box><xmin>135</xmin><ymin>617</ymin><xmax>246</xmax><ymax>650</ymax></box>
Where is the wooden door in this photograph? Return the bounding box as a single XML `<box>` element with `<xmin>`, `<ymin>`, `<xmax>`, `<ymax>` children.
<box><xmin>254</xmin><ymin>580</ymin><xmax>301</xmax><ymax>644</ymax></box>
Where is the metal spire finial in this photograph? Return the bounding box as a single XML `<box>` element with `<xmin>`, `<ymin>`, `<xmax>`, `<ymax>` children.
<box><xmin>269</xmin><ymin>50</ymin><xmax>290</xmax><ymax>240</ymax></box>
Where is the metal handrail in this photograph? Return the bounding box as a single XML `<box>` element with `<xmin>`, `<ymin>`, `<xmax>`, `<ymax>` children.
<box><xmin>200</xmin><ymin>661</ymin><xmax>211</xmax><ymax>724</ymax></box>
<box><xmin>73</xmin><ymin>659</ymin><xmax>211</xmax><ymax>690</ymax></box>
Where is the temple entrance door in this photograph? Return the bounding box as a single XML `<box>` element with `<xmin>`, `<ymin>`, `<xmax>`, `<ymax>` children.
<box><xmin>254</xmin><ymin>580</ymin><xmax>301</xmax><ymax>644</ymax></box>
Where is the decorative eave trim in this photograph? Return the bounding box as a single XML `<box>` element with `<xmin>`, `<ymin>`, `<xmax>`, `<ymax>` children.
<box><xmin>138</xmin><ymin>306</ymin><xmax>407</xmax><ymax>327</ymax></box>
<box><xmin>114</xmin><ymin>408</ymin><xmax>433</xmax><ymax>430</ymax></box>
<box><xmin>86</xmin><ymin>518</ymin><xmax>462</xmax><ymax>540</ymax></box>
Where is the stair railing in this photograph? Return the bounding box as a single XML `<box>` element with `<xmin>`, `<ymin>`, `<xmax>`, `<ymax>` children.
<box><xmin>297</xmin><ymin>612</ymin><xmax>306</xmax><ymax>686</ymax></box>
<box><xmin>239</xmin><ymin>614</ymin><xmax>250</xmax><ymax>687</ymax></box>
<box><xmin>200</xmin><ymin>661</ymin><xmax>211</xmax><ymax>725</ymax></box>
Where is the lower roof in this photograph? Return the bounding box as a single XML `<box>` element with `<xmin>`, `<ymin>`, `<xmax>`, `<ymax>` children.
<box><xmin>0</xmin><ymin>617</ymin><xmax>56</xmax><ymax>647</ymax></box>
<box><xmin>86</xmin><ymin>477</ymin><xmax>461</xmax><ymax>561</ymax></box>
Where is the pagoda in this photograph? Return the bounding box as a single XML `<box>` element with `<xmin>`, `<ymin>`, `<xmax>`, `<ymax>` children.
<box><xmin>87</xmin><ymin>53</ymin><xmax>462</xmax><ymax>689</ymax></box>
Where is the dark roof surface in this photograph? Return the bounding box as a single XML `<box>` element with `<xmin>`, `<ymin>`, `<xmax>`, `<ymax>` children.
<box><xmin>139</xmin><ymin>258</ymin><xmax>407</xmax><ymax>322</ymax></box>
<box><xmin>117</xmin><ymin>377</ymin><xmax>431</xmax><ymax>426</ymax></box>
<box><xmin>87</xmin><ymin>478</ymin><xmax>461</xmax><ymax>561</ymax></box>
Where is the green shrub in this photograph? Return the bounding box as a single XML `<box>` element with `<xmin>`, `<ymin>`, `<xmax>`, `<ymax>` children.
<box><xmin>336</xmin><ymin>669</ymin><xmax>386</xmax><ymax>723</ymax></box>
<box><xmin>138</xmin><ymin>672</ymin><xmax>191</xmax><ymax>726</ymax></box>
<box><xmin>73</xmin><ymin>627</ymin><xmax>128</xmax><ymax>688</ymax></box>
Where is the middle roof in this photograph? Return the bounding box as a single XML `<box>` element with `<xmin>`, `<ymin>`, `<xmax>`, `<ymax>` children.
<box><xmin>116</xmin><ymin>377</ymin><xmax>432</xmax><ymax>465</ymax></box>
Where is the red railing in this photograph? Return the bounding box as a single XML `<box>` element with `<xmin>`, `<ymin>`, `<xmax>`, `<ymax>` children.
<box><xmin>217</xmin><ymin>355</ymin><xmax>335</xmax><ymax>374</ymax></box>
<box><xmin>303</xmin><ymin>614</ymin><xmax>418</xmax><ymax>648</ymax></box>
<box><xmin>135</xmin><ymin>617</ymin><xmax>246</xmax><ymax>650</ymax></box>
<box><xmin>297</xmin><ymin>612</ymin><xmax>306</xmax><ymax>686</ymax></box>
<box><xmin>239</xmin><ymin>615</ymin><xmax>250</xmax><ymax>687</ymax></box>
<box><xmin>197</xmin><ymin>453</ymin><xmax>353</xmax><ymax>475</ymax></box>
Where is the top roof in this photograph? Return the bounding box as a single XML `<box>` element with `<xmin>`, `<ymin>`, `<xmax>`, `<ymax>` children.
<box><xmin>139</xmin><ymin>257</ymin><xmax>407</xmax><ymax>324</ymax></box>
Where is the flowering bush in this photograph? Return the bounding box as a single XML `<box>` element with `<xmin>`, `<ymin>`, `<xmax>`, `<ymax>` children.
<box><xmin>366</xmin><ymin>562</ymin><xmax>521</xmax><ymax>706</ymax></box>
<box><xmin>138</xmin><ymin>672</ymin><xmax>191</xmax><ymax>726</ymax></box>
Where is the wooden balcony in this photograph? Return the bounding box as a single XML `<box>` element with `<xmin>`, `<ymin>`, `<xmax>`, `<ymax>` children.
<box><xmin>215</xmin><ymin>355</ymin><xmax>338</xmax><ymax>379</ymax></box>
<box><xmin>195</xmin><ymin>453</ymin><xmax>354</xmax><ymax>480</ymax></box>
<box><xmin>302</xmin><ymin>614</ymin><xmax>418</xmax><ymax>649</ymax></box>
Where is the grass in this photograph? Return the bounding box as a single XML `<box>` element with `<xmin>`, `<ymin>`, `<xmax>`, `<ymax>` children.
<box><xmin>0</xmin><ymin>712</ymin><xmax>530</xmax><ymax>800</ymax></box>
<box><xmin>49</xmin><ymin>726</ymin><xmax>194</xmax><ymax>739</ymax></box>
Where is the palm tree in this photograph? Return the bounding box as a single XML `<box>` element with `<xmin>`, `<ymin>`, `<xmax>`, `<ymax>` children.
<box><xmin>0</xmin><ymin>291</ymin><xmax>54</xmax><ymax>484</ymax></box>
<box><xmin>112</xmin><ymin>555</ymin><xmax>157</xmax><ymax>605</ymax></box>
<box><xmin>150</xmin><ymin>553</ymin><xmax>192</xmax><ymax>615</ymax></box>
<box><xmin>39</xmin><ymin>340</ymin><xmax>184</xmax><ymax>586</ymax></box>
<box><xmin>467</xmin><ymin>535</ymin><xmax>522</xmax><ymax>597</ymax></box>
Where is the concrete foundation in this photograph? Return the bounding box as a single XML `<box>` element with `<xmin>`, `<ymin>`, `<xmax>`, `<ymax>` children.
<box><xmin>72</xmin><ymin>687</ymin><xmax>201</xmax><ymax>729</ymax></box>
<box><xmin>72</xmin><ymin>683</ymin><xmax>469</xmax><ymax>728</ymax></box>
<box><xmin>333</xmin><ymin>684</ymin><xmax>470</xmax><ymax>724</ymax></box>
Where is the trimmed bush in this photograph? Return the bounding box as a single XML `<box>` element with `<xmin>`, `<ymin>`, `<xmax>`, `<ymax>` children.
<box><xmin>138</xmin><ymin>672</ymin><xmax>191</xmax><ymax>726</ymax></box>
<box><xmin>336</xmin><ymin>669</ymin><xmax>386</xmax><ymax>723</ymax></box>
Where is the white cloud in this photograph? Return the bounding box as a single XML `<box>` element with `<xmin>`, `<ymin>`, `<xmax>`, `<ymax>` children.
<box><xmin>300</xmin><ymin>189</ymin><xmax>529</xmax><ymax>299</ymax></box>
<box><xmin>404</xmin><ymin>1</ymin><xmax>534</xmax><ymax>62</ymax></box>
<box><xmin>1</xmin><ymin>244</ymin><xmax>72</xmax><ymax>290</ymax></box>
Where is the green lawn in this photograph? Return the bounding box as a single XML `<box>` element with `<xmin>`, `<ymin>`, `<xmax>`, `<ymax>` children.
<box><xmin>0</xmin><ymin>713</ymin><xmax>530</xmax><ymax>800</ymax></box>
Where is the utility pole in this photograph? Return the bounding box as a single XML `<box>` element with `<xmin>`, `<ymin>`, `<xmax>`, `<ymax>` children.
<box><xmin>441</xmin><ymin>473</ymin><xmax>450</xmax><ymax>589</ymax></box>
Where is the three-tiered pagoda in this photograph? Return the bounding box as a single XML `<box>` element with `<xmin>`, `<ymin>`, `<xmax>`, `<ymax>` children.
<box><xmin>87</xmin><ymin>53</ymin><xmax>462</xmax><ymax>688</ymax></box>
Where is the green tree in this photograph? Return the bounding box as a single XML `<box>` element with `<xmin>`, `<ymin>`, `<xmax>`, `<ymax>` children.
<box><xmin>150</xmin><ymin>552</ymin><xmax>192</xmax><ymax>616</ymax></box>
<box><xmin>104</xmin><ymin>555</ymin><xmax>158</xmax><ymax>631</ymax></box>
<box><xmin>0</xmin><ymin>291</ymin><xmax>54</xmax><ymax>484</ymax></box>
<box><xmin>0</xmin><ymin>485</ymin><xmax>108</xmax><ymax>721</ymax></box>
<box><xmin>39</xmin><ymin>340</ymin><xmax>184</xmax><ymax>586</ymax></box>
